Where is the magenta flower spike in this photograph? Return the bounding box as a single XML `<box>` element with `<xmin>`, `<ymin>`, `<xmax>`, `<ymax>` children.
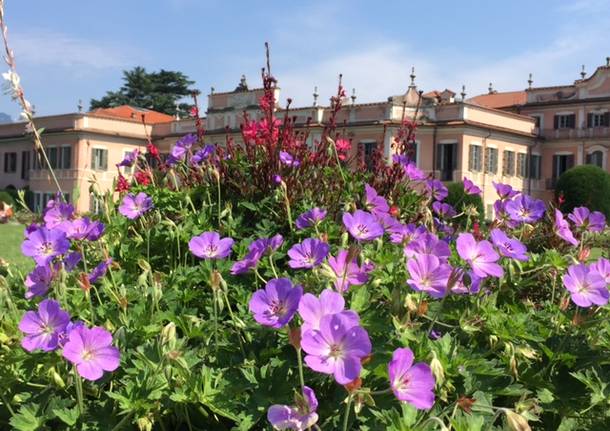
<box><xmin>118</xmin><ymin>192</ymin><xmax>153</xmax><ymax>220</ymax></box>
<box><xmin>456</xmin><ymin>233</ymin><xmax>504</xmax><ymax>278</ymax></box>
<box><xmin>249</xmin><ymin>278</ymin><xmax>303</xmax><ymax>328</ymax></box>
<box><xmin>301</xmin><ymin>313</ymin><xmax>371</xmax><ymax>384</ymax></box>
<box><xmin>562</xmin><ymin>263</ymin><xmax>609</xmax><ymax>307</ymax></box>
<box><xmin>287</xmin><ymin>238</ymin><xmax>329</xmax><ymax>269</ymax></box>
<box><xmin>388</xmin><ymin>347</ymin><xmax>435</xmax><ymax>409</ymax></box>
<box><xmin>62</xmin><ymin>325</ymin><xmax>121</xmax><ymax>381</ymax></box>
<box><xmin>189</xmin><ymin>231</ymin><xmax>234</xmax><ymax>260</ymax></box>
<box><xmin>342</xmin><ymin>210</ymin><xmax>384</xmax><ymax>242</ymax></box>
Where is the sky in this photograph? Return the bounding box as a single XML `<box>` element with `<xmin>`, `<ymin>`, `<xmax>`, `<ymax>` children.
<box><xmin>1</xmin><ymin>0</ymin><xmax>610</xmax><ymax>119</ymax></box>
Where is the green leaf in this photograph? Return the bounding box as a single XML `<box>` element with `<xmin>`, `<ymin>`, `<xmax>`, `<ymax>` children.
<box><xmin>53</xmin><ymin>406</ymin><xmax>80</xmax><ymax>426</ymax></box>
<box><xmin>351</xmin><ymin>285</ymin><xmax>370</xmax><ymax>313</ymax></box>
<box><xmin>9</xmin><ymin>403</ymin><xmax>44</xmax><ymax>431</ymax></box>
<box><xmin>537</xmin><ymin>388</ymin><xmax>555</xmax><ymax>404</ymax></box>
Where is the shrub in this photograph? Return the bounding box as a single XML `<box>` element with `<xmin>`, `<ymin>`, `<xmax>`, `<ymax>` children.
<box><xmin>556</xmin><ymin>164</ymin><xmax>610</xmax><ymax>217</ymax></box>
<box><xmin>445</xmin><ymin>181</ymin><xmax>484</xmax><ymax>223</ymax></box>
<box><xmin>0</xmin><ymin>190</ymin><xmax>15</xmax><ymax>207</ymax></box>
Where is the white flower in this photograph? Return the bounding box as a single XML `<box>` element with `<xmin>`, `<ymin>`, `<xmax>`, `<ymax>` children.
<box><xmin>2</xmin><ymin>70</ymin><xmax>20</xmax><ymax>98</ymax></box>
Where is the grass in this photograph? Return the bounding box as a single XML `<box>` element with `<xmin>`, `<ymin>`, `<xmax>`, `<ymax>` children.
<box><xmin>0</xmin><ymin>222</ymin><xmax>32</xmax><ymax>272</ymax></box>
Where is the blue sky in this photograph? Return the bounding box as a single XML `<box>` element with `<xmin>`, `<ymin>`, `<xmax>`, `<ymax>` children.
<box><xmin>1</xmin><ymin>0</ymin><xmax>610</xmax><ymax>118</ymax></box>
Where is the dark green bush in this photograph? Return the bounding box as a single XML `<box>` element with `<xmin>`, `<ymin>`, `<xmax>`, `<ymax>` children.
<box><xmin>0</xmin><ymin>190</ymin><xmax>15</xmax><ymax>207</ymax></box>
<box><xmin>445</xmin><ymin>181</ymin><xmax>484</xmax><ymax>223</ymax></box>
<box><xmin>555</xmin><ymin>165</ymin><xmax>610</xmax><ymax>217</ymax></box>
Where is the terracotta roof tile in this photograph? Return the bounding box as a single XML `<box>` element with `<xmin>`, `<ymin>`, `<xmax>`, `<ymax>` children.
<box><xmin>467</xmin><ymin>91</ymin><xmax>527</xmax><ymax>109</ymax></box>
<box><xmin>90</xmin><ymin>105</ymin><xmax>174</xmax><ymax>124</ymax></box>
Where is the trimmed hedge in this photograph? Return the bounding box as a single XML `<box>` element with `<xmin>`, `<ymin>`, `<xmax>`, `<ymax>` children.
<box><xmin>555</xmin><ymin>165</ymin><xmax>610</xmax><ymax>217</ymax></box>
<box><xmin>445</xmin><ymin>181</ymin><xmax>484</xmax><ymax>223</ymax></box>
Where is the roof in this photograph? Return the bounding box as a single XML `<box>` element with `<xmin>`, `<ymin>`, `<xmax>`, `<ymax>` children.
<box><xmin>468</xmin><ymin>91</ymin><xmax>527</xmax><ymax>109</ymax></box>
<box><xmin>89</xmin><ymin>105</ymin><xmax>174</xmax><ymax>124</ymax></box>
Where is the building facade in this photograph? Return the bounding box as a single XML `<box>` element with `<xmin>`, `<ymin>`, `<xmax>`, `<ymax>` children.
<box><xmin>2</xmin><ymin>59</ymin><xmax>610</xmax><ymax>215</ymax></box>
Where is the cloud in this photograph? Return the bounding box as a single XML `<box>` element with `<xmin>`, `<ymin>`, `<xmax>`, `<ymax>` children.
<box><xmin>11</xmin><ymin>30</ymin><xmax>137</xmax><ymax>70</ymax></box>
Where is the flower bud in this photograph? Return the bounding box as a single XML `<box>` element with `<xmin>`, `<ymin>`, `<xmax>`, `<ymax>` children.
<box><xmin>430</xmin><ymin>353</ymin><xmax>445</xmax><ymax>387</ymax></box>
<box><xmin>137</xmin><ymin>417</ymin><xmax>153</xmax><ymax>431</ymax></box>
<box><xmin>489</xmin><ymin>334</ymin><xmax>499</xmax><ymax>348</ymax></box>
<box><xmin>504</xmin><ymin>409</ymin><xmax>531</xmax><ymax>431</ymax></box>
<box><xmin>161</xmin><ymin>322</ymin><xmax>177</xmax><ymax>348</ymax></box>
<box><xmin>210</xmin><ymin>270</ymin><xmax>221</xmax><ymax>290</ymax></box>
<box><xmin>578</xmin><ymin>247</ymin><xmax>590</xmax><ymax>262</ymax></box>
<box><xmin>343</xmin><ymin>377</ymin><xmax>362</xmax><ymax>393</ymax></box>
<box><xmin>404</xmin><ymin>294</ymin><xmax>418</xmax><ymax>313</ymax></box>
<box><xmin>288</xmin><ymin>326</ymin><xmax>301</xmax><ymax>350</ymax></box>
<box><xmin>48</xmin><ymin>367</ymin><xmax>65</xmax><ymax>388</ymax></box>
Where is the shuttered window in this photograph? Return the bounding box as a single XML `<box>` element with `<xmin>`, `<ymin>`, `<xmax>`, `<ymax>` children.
<box><xmin>516</xmin><ymin>153</ymin><xmax>528</xmax><ymax>177</ymax></box>
<box><xmin>484</xmin><ymin>148</ymin><xmax>498</xmax><ymax>174</ymax></box>
<box><xmin>468</xmin><ymin>144</ymin><xmax>482</xmax><ymax>172</ymax></box>
<box><xmin>502</xmin><ymin>150</ymin><xmax>515</xmax><ymax>176</ymax></box>
<box><xmin>554</xmin><ymin>114</ymin><xmax>576</xmax><ymax>129</ymax></box>
<box><xmin>587</xmin><ymin>112</ymin><xmax>609</xmax><ymax>127</ymax></box>
<box><xmin>552</xmin><ymin>154</ymin><xmax>574</xmax><ymax>178</ymax></box>
<box><xmin>91</xmin><ymin>148</ymin><xmax>108</xmax><ymax>171</ymax></box>
<box><xmin>60</xmin><ymin>146</ymin><xmax>72</xmax><ymax>169</ymax></box>
<box><xmin>529</xmin><ymin>155</ymin><xmax>541</xmax><ymax>179</ymax></box>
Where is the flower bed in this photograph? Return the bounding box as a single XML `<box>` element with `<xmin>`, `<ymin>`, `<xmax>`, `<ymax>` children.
<box><xmin>1</xmin><ymin>64</ymin><xmax>610</xmax><ymax>431</ymax></box>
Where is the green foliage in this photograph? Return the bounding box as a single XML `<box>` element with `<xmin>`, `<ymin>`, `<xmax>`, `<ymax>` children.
<box><xmin>445</xmin><ymin>181</ymin><xmax>484</xmax><ymax>223</ymax></box>
<box><xmin>0</xmin><ymin>190</ymin><xmax>15</xmax><ymax>207</ymax></box>
<box><xmin>90</xmin><ymin>66</ymin><xmax>196</xmax><ymax>116</ymax></box>
<box><xmin>556</xmin><ymin>164</ymin><xmax>610</xmax><ymax>217</ymax></box>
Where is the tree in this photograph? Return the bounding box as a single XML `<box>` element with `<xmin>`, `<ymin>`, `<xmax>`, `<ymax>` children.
<box><xmin>556</xmin><ymin>164</ymin><xmax>610</xmax><ymax>217</ymax></box>
<box><xmin>90</xmin><ymin>67</ymin><xmax>196</xmax><ymax>117</ymax></box>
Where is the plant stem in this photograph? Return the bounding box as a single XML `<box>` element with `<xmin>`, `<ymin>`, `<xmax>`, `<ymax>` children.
<box><xmin>341</xmin><ymin>394</ymin><xmax>354</xmax><ymax>431</ymax></box>
<box><xmin>110</xmin><ymin>411</ymin><xmax>135</xmax><ymax>431</ymax></box>
<box><xmin>74</xmin><ymin>368</ymin><xmax>85</xmax><ymax>417</ymax></box>
<box><xmin>221</xmin><ymin>289</ymin><xmax>246</xmax><ymax>359</ymax></box>
<box><xmin>427</xmin><ymin>294</ymin><xmax>448</xmax><ymax>333</ymax></box>
<box><xmin>269</xmin><ymin>255</ymin><xmax>279</xmax><ymax>278</ymax></box>
<box><xmin>0</xmin><ymin>393</ymin><xmax>15</xmax><ymax>416</ymax></box>
<box><xmin>296</xmin><ymin>348</ymin><xmax>305</xmax><ymax>391</ymax></box>
<box><xmin>212</xmin><ymin>289</ymin><xmax>219</xmax><ymax>353</ymax></box>
<box><xmin>216</xmin><ymin>171</ymin><xmax>222</xmax><ymax>228</ymax></box>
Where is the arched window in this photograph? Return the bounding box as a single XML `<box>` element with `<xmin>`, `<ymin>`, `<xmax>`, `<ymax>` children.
<box><xmin>586</xmin><ymin>150</ymin><xmax>604</xmax><ymax>168</ymax></box>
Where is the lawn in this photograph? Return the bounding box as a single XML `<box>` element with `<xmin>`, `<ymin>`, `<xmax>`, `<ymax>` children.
<box><xmin>0</xmin><ymin>222</ymin><xmax>32</xmax><ymax>272</ymax></box>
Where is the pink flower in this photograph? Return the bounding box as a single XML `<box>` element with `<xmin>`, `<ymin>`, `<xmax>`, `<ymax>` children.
<box><xmin>456</xmin><ymin>233</ymin><xmax>503</xmax><ymax>278</ymax></box>
<box><xmin>62</xmin><ymin>326</ymin><xmax>120</xmax><ymax>381</ymax></box>
<box><xmin>562</xmin><ymin>263</ymin><xmax>608</xmax><ymax>307</ymax></box>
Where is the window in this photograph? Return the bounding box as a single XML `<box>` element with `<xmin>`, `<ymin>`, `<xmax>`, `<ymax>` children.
<box><xmin>587</xmin><ymin>112</ymin><xmax>609</xmax><ymax>128</ymax></box>
<box><xmin>89</xmin><ymin>194</ymin><xmax>103</xmax><ymax>214</ymax></box>
<box><xmin>60</xmin><ymin>146</ymin><xmax>72</xmax><ymax>169</ymax></box>
<box><xmin>554</xmin><ymin>114</ymin><xmax>575</xmax><ymax>129</ymax></box>
<box><xmin>502</xmin><ymin>150</ymin><xmax>515</xmax><ymax>176</ymax></box>
<box><xmin>362</xmin><ymin>141</ymin><xmax>377</xmax><ymax>170</ymax></box>
<box><xmin>484</xmin><ymin>147</ymin><xmax>498</xmax><ymax>174</ymax></box>
<box><xmin>48</xmin><ymin>146</ymin><xmax>58</xmax><ymax>169</ymax></box>
<box><xmin>468</xmin><ymin>144</ymin><xmax>482</xmax><ymax>172</ymax></box>
<box><xmin>586</xmin><ymin>151</ymin><xmax>604</xmax><ymax>168</ymax></box>
<box><xmin>3</xmin><ymin>152</ymin><xmax>17</xmax><ymax>173</ymax></box>
<box><xmin>123</xmin><ymin>150</ymin><xmax>133</xmax><ymax>174</ymax></box>
<box><xmin>34</xmin><ymin>192</ymin><xmax>42</xmax><ymax>212</ymax></box>
<box><xmin>529</xmin><ymin>154</ymin><xmax>541</xmax><ymax>179</ymax></box>
<box><xmin>91</xmin><ymin>148</ymin><xmax>108</xmax><ymax>171</ymax></box>
<box><xmin>32</xmin><ymin>150</ymin><xmax>42</xmax><ymax>170</ymax></box>
<box><xmin>436</xmin><ymin>143</ymin><xmax>457</xmax><ymax>181</ymax></box>
<box><xmin>516</xmin><ymin>153</ymin><xmax>528</xmax><ymax>178</ymax></box>
<box><xmin>552</xmin><ymin>154</ymin><xmax>574</xmax><ymax>179</ymax></box>
<box><xmin>21</xmin><ymin>150</ymin><xmax>30</xmax><ymax>180</ymax></box>
<box><xmin>532</xmin><ymin>116</ymin><xmax>541</xmax><ymax>128</ymax></box>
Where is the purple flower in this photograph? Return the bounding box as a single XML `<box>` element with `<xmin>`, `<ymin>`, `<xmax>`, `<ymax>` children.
<box><xmin>404</xmin><ymin>232</ymin><xmax>451</xmax><ymax>262</ymax></box>
<box><xmin>432</xmin><ymin>201</ymin><xmax>456</xmax><ymax>219</ymax></box>
<box><xmin>118</xmin><ymin>192</ymin><xmax>153</xmax><ymax>220</ymax></box>
<box><xmin>590</xmin><ymin>258</ymin><xmax>610</xmax><ymax>284</ymax></box>
<box><xmin>25</xmin><ymin>265</ymin><xmax>53</xmax><ymax>298</ymax></box>
<box><xmin>364</xmin><ymin>184</ymin><xmax>390</xmax><ymax>216</ymax></box>
<box><xmin>117</xmin><ymin>149</ymin><xmax>139</xmax><ymax>167</ymax></box>
<box><xmin>425</xmin><ymin>179</ymin><xmax>448</xmax><ymax>201</ymax></box>
<box><xmin>191</xmin><ymin>145</ymin><xmax>215</xmax><ymax>165</ymax></box>
<box><xmin>273</xmin><ymin>175</ymin><xmax>283</xmax><ymax>185</ymax></box>
<box><xmin>19</xmin><ymin>299</ymin><xmax>70</xmax><ymax>352</ymax></box>
<box><xmin>279</xmin><ymin>151</ymin><xmax>301</xmax><ymax>167</ymax></box>
<box><xmin>62</xmin><ymin>325</ymin><xmax>121</xmax><ymax>381</ymax></box>
<box><xmin>189</xmin><ymin>231</ymin><xmax>234</xmax><ymax>260</ymax></box>
<box><xmin>66</xmin><ymin>217</ymin><xmax>105</xmax><ymax>241</ymax></box>
<box><xmin>301</xmin><ymin>313</ymin><xmax>371</xmax><ymax>384</ymax></box>
<box><xmin>267</xmin><ymin>386</ymin><xmax>318</xmax><ymax>431</ymax></box>
<box><xmin>404</xmin><ymin>162</ymin><xmax>426</xmax><ymax>181</ymax></box>
<box><xmin>249</xmin><ymin>278</ymin><xmax>303</xmax><ymax>328</ymax></box>
<box><xmin>287</xmin><ymin>238</ymin><xmax>329</xmax><ymax>269</ymax></box>
<box><xmin>44</xmin><ymin>203</ymin><xmax>75</xmax><ymax>231</ymax></box>
<box><xmin>554</xmin><ymin>210</ymin><xmax>578</xmax><ymax>246</ymax></box>
<box><xmin>393</xmin><ymin>154</ymin><xmax>410</xmax><ymax>166</ymax></box>
<box><xmin>493</xmin><ymin>181</ymin><xmax>519</xmax><ymax>200</ymax></box>
<box><xmin>406</xmin><ymin>254</ymin><xmax>452</xmax><ymax>298</ymax></box>
<box><xmin>230</xmin><ymin>235</ymin><xmax>283</xmax><ymax>275</ymax></box>
<box><xmin>505</xmin><ymin>194</ymin><xmax>546</xmax><ymax>224</ymax></box>
<box><xmin>562</xmin><ymin>263</ymin><xmax>609</xmax><ymax>307</ymax></box>
<box><xmin>451</xmin><ymin>270</ymin><xmax>483</xmax><ymax>295</ymax></box>
<box><xmin>568</xmin><ymin>207</ymin><xmax>607</xmax><ymax>233</ymax></box>
<box><xmin>389</xmin><ymin>222</ymin><xmax>426</xmax><ymax>246</ymax></box>
<box><xmin>63</xmin><ymin>251</ymin><xmax>82</xmax><ymax>272</ymax></box>
<box><xmin>388</xmin><ymin>347</ymin><xmax>435</xmax><ymax>410</ymax></box>
<box><xmin>490</xmin><ymin>229</ymin><xmax>528</xmax><ymax>261</ymax></box>
<box><xmin>21</xmin><ymin>227</ymin><xmax>70</xmax><ymax>266</ymax></box>
<box><xmin>463</xmin><ymin>177</ymin><xmax>482</xmax><ymax>196</ymax></box>
<box><xmin>58</xmin><ymin>320</ymin><xmax>86</xmax><ymax>348</ymax></box>
<box><xmin>295</xmin><ymin>208</ymin><xmax>327</xmax><ymax>230</ymax></box>
<box><xmin>342</xmin><ymin>210</ymin><xmax>384</xmax><ymax>242</ymax></box>
<box><xmin>177</xmin><ymin>133</ymin><xmax>197</xmax><ymax>149</ymax></box>
<box><xmin>456</xmin><ymin>233</ymin><xmax>503</xmax><ymax>278</ymax></box>
<box><xmin>298</xmin><ymin>289</ymin><xmax>359</xmax><ymax>334</ymax></box>
<box><xmin>326</xmin><ymin>249</ymin><xmax>372</xmax><ymax>292</ymax></box>
<box><xmin>230</xmin><ymin>258</ymin><xmax>258</xmax><ymax>275</ymax></box>
<box><xmin>88</xmin><ymin>258</ymin><xmax>112</xmax><ymax>283</ymax></box>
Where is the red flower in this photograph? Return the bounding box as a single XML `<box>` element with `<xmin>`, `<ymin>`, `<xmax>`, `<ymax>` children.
<box><xmin>146</xmin><ymin>143</ymin><xmax>159</xmax><ymax>159</ymax></box>
<box><xmin>115</xmin><ymin>174</ymin><xmax>130</xmax><ymax>192</ymax></box>
<box><xmin>134</xmin><ymin>171</ymin><xmax>151</xmax><ymax>186</ymax></box>
<box><xmin>390</xmin><ymin>205</ymin><xmax>399</xmax><ymax>217</ymax></box>
<box><xmin>190</xmin><ymin>106</ymin><xmax>199</xmax><ymax>118</ymax></box>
